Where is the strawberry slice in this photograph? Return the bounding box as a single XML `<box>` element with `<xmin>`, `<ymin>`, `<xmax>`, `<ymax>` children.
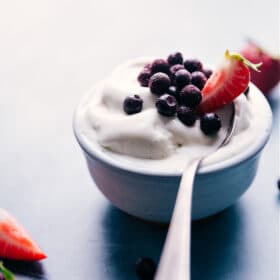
<box><xmin>198</xmin><ymin>50</ymin><xmax>261</xmax><ymax>113</ymax></box>
<box><xmin>0</xmin><ymin>208</ymin><xmax>46</xmax><ymax>261</ymax></box>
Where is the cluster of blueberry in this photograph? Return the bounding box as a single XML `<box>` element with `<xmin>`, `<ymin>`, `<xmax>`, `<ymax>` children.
<box><xmin>123</xmin><ymin>52</ymin><xmax>222</xmax><ymax>135</ymax></box>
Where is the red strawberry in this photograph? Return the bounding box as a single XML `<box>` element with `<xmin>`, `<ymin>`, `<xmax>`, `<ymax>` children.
<box><xmin>198</xmin><ymin>50</ymin><xmax>261</xmax><ymax>113</ymax></box>
<box><xmin>0</xmin><ymin>208</ymin><xmax>46</xmax><ymax>261</ymax></box>
<box><xmin>240</xmin><ymin>40</ymin><xmax>280</xmax><ymax>95</ymax></box>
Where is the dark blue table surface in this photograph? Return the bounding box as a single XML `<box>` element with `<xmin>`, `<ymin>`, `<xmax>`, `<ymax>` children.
<box><xmin>0</xmin><ymin>1</ymin><xmax>279</xmax><ymax>279</ymax></box>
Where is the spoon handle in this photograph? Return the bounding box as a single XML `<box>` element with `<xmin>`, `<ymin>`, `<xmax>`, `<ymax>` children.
<box><xmin>155</xmin><ymin>158</ymin><xmax>200</xmax><ymax>280</ymax></box>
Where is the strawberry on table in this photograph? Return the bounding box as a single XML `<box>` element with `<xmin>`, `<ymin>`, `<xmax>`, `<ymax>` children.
<box><xmin>240</xmin><ymin>40</ymin><xmax>280</xmax><ymax>95</ymax></box>
<box><xmin>198</xmin><ymin>50</ymin><xmax>261</xmax><ymax>113</ymax></box>
<box><xmin>0</xmin><ymin>208</ymin><xmax>46</xmax><ymax>261</ymax></box>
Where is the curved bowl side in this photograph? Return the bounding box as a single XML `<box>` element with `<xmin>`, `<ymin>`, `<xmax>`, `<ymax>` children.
<box><xmin>82</xmin><ymin>148</ymin><xmax>262</xmax><ymax>223</ymax></box>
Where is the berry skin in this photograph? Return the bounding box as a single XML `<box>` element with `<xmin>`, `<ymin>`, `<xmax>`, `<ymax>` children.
<box><xmin>0</xmin><ymin>208</ymin><xmax>46</xmax><ymax>261</ymax></box>
<box><xmin>184</xmin><ymin>59</ymin><xmax>203</xmax><ymax>73</ymax></box>
<box><xmin>156</xmin><ymin>94</ymin><xmax>177</xmax><ymax>117</ymax></box>
<box><xmin>177</xmin><ymin>106</ymin><xmax>197</xmax><ymax>126</ymax></box>
<box><xmin>144</xmin><ymin>63</ymin><xmax>152</xmax><ymax>70</ymax></box>
<box><xmin>198</xmin><ymin>50</ymin><xmax>260</xmax><ymax>113</ymax></box>
<box><xmin>135</xmin><ymin>257</ymin><xmax>156</xmax><ymax>280</ymax></box>
<box><xmin>167</xmin><ymin>52</ymin><xmax>183</xmax><ymax>66</ymax></box>
<box><xmin>174</xmin><ymin>69</ymin><xmax>191</xmax><ymax>89</ymax></box>
<box><xmin>203</xmin><ymin>68</ymin><xmax>213</xmax><ymax>78</ymax></box>
<box><xmin>149</xmin><ymin>73</ymin><xmax>171</xmax><ymax>95</ymax></box>
<box><xmin>123</xmin><ymin>95</ymin><xmax>143</xmax><ymax>115</ymax></box>
<box><xmin>277</xmin><ymin>178</ymin><xmax>280</xmax><ymax>190</ymax></box>
<box><xmin>200</xmin><ymin>113</ymin><xmax>222</xmax><ymax>135</ymax></box>
<box><xmin>170</xmin><ymin>64</ymin><xmax>185</xmax><ymax>82</ymax></box>
<box><xmin>168</xmin><ymin>85</ymin><xmax>179</xmax><ymax>99</ymax></box>
<box><xmin>240</xmin><ymin>40</ymin><xmax>280</xmax><ymax>95</ymax></box>
<box><xmin>151</xmin><ymin>59</ymin><xmax>170</xmax><ymax>75</ymax></box>
<box><xmin>170</xmin><ymin>64</ymin><xmax>185</xmax><ymax>76</ymax></box>
<box><xmin>0</xmin><ymin>274</ymin><xmax>3</xmax><ymax>280</ymax></box>
<box><xmin>180</xmin><ymin>84</ymin><xmax>202</xmax><ymax>108</ymax></box>
<box><xmin>137</xmin><ymin>68</ymin><xmax>151</xmax><ymax>87</ymax></box>
<box><xmin>191</xmin><ymin>71</ymin><xmax>207</xmax><ymax>90</ymax></box>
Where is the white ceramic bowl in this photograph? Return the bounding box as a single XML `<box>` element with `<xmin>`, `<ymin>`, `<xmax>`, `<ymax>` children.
<box><xmin>73</xmin><ymin>86</ymin><xmax>272</xmax><ymax>223</ymax></box>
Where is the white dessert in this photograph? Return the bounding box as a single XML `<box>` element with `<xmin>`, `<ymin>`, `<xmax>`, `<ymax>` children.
<box><xmin>75</xmin><ymin>57</ymin><xmax>272</xmax><ymax>173</ymax></box>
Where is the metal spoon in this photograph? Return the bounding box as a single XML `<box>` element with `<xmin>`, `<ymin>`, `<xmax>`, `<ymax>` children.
<box><xmin>155</xmin><ymin>103</ymin><xmax>237</xmax><ymax>280</ymax></box>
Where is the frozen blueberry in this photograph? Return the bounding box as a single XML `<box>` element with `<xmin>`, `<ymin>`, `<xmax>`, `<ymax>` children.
<box><xmin>180</xmin><ymin>84</ymin><xmax>202</xmax><ymax>107</ymax></box>
<box><xmin>144</xmin><ymin>63</ymin><xmax>152</xmax><ymax>70</ymax></box>
<box><xmin>277</xmin><ymin>178</ymin><xmax>280</xmax><ymax>190</ymax></box>
<box><xmin>170</xmin><ymin>64</ymin><xmax>185</xmax><ymax>82</ymax></box>
<box><xmin>156</xmin><ymin>94</ymin><xmax>177</xmax><ymax>116</ymax></box>
<box><xmin>200</xmin><ymin>113</ymin><xmax>222</xmax><ymax>135</ymax></box>
<box><xmin>135</xmin><ymin>257</ymin><xmax>156</xmax><ymax>280</ymax></box>
<box><xmin>149</xmin><ymin>72</ymin><xmax>171</xmax><ymax>95</ymax></box>
<box><xmin>123</xmin><ymin>95</ymin><xmax>143</xmax><ymax>114</ymax></box>
<box><xmin>184</xmin><ymin>59</ymin><xmax>203</xmax><ymax>73</ymax></box>
<box><xmin>168</xmin><ymin>85</ymin><xmax>179</xmax><ymax>99</ymax></box>
<box><xmin>203</xmin><ymin>68</ymin><xmax>213</xmax><ymax>79</ymax></box>
<box><xmin>244</xmin><ymin>86</ymin><xmax>250</xmax><ymax>96</ymax></box>
<box><xmin>137</xmin><ymin>68</ymin><xmax>151</xmax><ymax>87</ymax></box>
<box><xmin>174</xmin><ymin>69</ymin><xmax>191</xmax><ymax>89</ymax></box>
<box><xmin>151</xmin><ymin>59</ymin><xmax>170</xmax><ymax>75</ymax></box>
<box><xmin>177</xmin><ymin>106</ymin><xmax>197</xmax><ymax>126</ymax></box>
<box><xmin>167</xmin><ymin>52</ymin><xmax>183</xmax><ymax>66</ymax></box>
<box><xmin>170</xmin><ymin>64</ymin><xmax>185</xmax><ymax>76</ymax></box>
<box><xmin>191</xmin><ymin>71</ymin><xmax>207</xmax><ymax>90</ymax></box>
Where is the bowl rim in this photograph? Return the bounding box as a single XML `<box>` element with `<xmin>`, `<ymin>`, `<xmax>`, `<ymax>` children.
<box><xmin>73</xmin><ymin>83</ymin><xmax>272</xmax><ymax>177</ymax></box>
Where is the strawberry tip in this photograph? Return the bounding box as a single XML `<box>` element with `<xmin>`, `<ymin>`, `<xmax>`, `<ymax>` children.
<box><xmin>37</xmin><ymin>252</ymin><xmax>47</xmax><ymax>260</ymax></box>
<box><xmin>225</xmin><ymin>50</ymin><xmax>262</xmax><ymax>72</ymax></box>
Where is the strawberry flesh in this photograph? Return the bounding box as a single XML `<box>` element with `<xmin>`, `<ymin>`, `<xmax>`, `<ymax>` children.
<box><xmin>0</xmin><ymin>209</ymin><xmax>46</xmax><ymax>261</ymax></box>
<box><xmin>240</xmin><ymin>41</ymin><xmax>280</xmax><ymax>95</ymax></box>
<box><xmin>198</xmin><ymin>51</ymin><xmax>253</xmax><ymax>113</ymax></box>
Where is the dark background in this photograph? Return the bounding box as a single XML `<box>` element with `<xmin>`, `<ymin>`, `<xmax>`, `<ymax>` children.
<box><xmin>0</xmin><ymin>1</ymin><xmax>279</xmax><ymax>279</ymax></box>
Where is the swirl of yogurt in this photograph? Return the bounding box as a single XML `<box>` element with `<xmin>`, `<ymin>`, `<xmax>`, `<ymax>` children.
<box><xmin>75</xmin><ymin>57</ymin><xmax>272</xmax><ymax>173</ymax></box>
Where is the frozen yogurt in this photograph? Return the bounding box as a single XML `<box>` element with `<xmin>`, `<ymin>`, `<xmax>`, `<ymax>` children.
<box><xmin>75</xmin><ymin>56</ymin><xmax>271</xmax><ymax>173</ymax></box>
